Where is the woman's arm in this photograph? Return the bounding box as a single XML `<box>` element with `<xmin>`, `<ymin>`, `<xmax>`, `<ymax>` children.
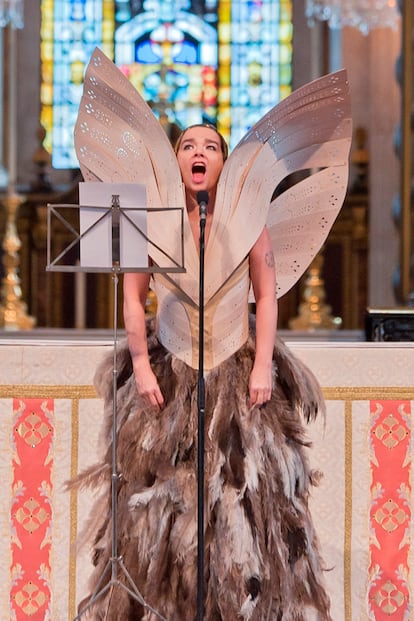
<box><xmin>123</xmin><ymin>272</ymin><xmax>164</xmax><ymax>410</ymax></box>
<box><xmin>248</xmin><ymin>227</ymin><xmax>278</xmax><ymax>407</ymax></box>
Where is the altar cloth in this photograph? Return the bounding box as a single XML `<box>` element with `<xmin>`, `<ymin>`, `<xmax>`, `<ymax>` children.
<box><xmin>0</xmin><ymin>338</ymin><xmax>413</xmax><ymax>621</ymax></box>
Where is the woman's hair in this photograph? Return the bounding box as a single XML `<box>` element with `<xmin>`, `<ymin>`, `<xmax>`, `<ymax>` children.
<box><xmin>174</xmin><ymin>124</ymin><xmax>228</xmax><ymax>161</ymax></box>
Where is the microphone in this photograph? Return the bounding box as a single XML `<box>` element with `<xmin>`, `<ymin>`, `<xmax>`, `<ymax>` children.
<box><xmin>111</xmin><ymin>194</ymin><xmax>121</xmax><ymax>266</ymax></box>
<box><xmin>197</xmin><ymin>191</ymin><xmax>209</xmax><ymax>224</ymax></box>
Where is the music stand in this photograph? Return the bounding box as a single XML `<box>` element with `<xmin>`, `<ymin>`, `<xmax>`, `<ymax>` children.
<box><xmin>47</xmin><ymin>183</ymin><xmax>185</xmax><ymax>621</ymax></box>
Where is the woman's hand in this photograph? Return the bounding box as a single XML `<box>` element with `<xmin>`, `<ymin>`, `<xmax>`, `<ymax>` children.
<box><xmin>249</xmin><ymin>361</ymin><xmax>273</xmax><ymax>407</ymax></box>
<box><xmin>132</xmin><ymin>356</ymin><xmax>165</xmax><ymax>411</ymax></box>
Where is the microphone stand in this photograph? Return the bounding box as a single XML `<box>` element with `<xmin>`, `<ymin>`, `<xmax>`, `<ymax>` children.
<box><xmin>196</xmin><ymin>191</ymin><xmax>208</xmax><ymax>621</ymax></box>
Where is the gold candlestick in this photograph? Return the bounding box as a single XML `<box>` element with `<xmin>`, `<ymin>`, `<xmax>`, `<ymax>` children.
<box><xmin>289</xmin><ymin>252</ymin><xmax>341</xmax><ymax>331</ymax></box>
<box><xmin>0</xmin><ymin>5</ymin><xmax>35</xmax><ymax>330</ymax></box>
<box><xmin>0</xmin><ymin>192</ymin><xmax>35</xmax><ymax>329</ymax></box>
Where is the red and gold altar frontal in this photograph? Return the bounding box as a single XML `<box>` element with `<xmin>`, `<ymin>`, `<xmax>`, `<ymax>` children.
<box><xmin>0</xmin><ymin>339</ymin><xmax>413</xmax><ymax>620</ymax></box>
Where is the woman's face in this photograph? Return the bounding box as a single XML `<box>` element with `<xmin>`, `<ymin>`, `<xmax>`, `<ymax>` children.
<box><xmin>175</xmin><ymin>126</ymin><xmax>225</xmax><ymax>198</ymax></box>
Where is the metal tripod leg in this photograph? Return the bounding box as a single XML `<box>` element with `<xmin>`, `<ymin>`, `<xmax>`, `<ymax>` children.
<box><xmin>72</xmin><ymin>270</ymin><xmax>168</xmax><ymax>621</ymax></box>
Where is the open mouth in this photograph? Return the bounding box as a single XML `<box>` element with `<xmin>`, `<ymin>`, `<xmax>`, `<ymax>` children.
<box><xmin>192</xmin><ymin>163</ymin><xmax>206</xmax><ymax>182</ymax></box>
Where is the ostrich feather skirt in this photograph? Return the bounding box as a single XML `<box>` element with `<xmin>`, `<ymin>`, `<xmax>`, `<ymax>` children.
<box><xmin>72</xmin><ymin>321</ymin><xmax>332</xmax><ymax>621</ymax></box>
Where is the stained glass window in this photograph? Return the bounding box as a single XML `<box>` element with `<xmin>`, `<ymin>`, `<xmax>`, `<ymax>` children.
<box><xmin>40</xmin><ymin>0</ymin><xmax>292</xmax><ymax>168</ymax></box>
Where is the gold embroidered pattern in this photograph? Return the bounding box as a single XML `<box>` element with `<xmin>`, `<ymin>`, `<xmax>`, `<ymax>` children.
<box><xmin>373</xmin><ymin>498</ymin><xmax>408</xmax><ymax>533</ymax></box>
<box><xmin>14</xmin><ymin>497</ymin><xmax>50</xmax><ymax>534</ymax></box>
<box><xmin>13</xmin><ymin>580</ymin><xmax>48</xmax><ymax>616</ymax></box>
<box><xmin>16</xmin><ymin>412</ymin><xmax>52</xmax><ymax>447</ymax></box>
<box><xmin>372</xmin><ymin>579</ymin><xmax>406</xmax><ymax>615</ymax></box>
<box><xmin>373</xmin><ymin>413</ymin><xmax>408</xmax><ymax>449</ymax></box>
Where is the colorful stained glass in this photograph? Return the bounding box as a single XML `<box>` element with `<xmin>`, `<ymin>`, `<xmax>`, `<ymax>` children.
<box><xmin>40</xmin><ymin>0</ymin><xmax>115</xmax><ymax>168</ymax></box>
<box><xmin>40</xmin><ymin>0</ymin><xmax>292</xmax><ymax>168</ymax></box>
<box><xmin>114</xmin><ymin>2</ymin><xmax>219</xmax><ymax>133</ymax></box>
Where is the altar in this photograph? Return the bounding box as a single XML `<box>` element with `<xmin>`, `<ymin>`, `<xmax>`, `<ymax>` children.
<box><xmin>0</xmin><ymin>334</ymin><xmax>413</xmax><ymax>621</ymax></box>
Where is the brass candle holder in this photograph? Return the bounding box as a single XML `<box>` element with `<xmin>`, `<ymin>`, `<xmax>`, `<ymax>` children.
<box><xmin>0</xmin><ymin>192</ymin><xmax>35</xmax><ymax>329</ymax></box>
<box><xmin>289</xmin><ymin>252</ymin><xmax>341</xmax><ymax>331</ymax></box>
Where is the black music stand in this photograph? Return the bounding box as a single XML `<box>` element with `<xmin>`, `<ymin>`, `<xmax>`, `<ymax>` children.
<box><xmin>47</xmin><ymin>182</ymin><xmax>184</xmax><ymax>621</ymax></box>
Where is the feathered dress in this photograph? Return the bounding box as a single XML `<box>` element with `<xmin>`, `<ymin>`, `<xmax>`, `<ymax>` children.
<box><xmin>70</xmin><ymin>48</ymin><xmax>352</xmax><ymax>620</ymax></box>
<box><xmin>73</xmin><ymin>318</ymin><xmax>332</xmax><ymax>621</ymax></box>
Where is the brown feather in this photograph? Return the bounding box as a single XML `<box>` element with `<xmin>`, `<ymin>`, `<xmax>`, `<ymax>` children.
<box><xmin>71</xmin><ymin>318</ymin><xmax>332</xmax><ymax>621</ymax></box>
